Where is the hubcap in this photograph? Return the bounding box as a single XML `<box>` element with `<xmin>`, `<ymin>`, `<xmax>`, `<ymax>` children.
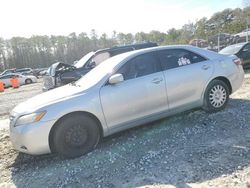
<box><xmin>209</xmin><ymin>85</ymin><xmax>227</xmax><ymax>108</ymax></box>
<box><xmin>65</xmin><ymin>125</ymin><xmax>88</xmax><ymax>147</ymax></box>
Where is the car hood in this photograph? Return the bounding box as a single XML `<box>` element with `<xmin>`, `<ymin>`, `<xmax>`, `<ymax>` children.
<box><xmin>12</xmin><ymin>84</ymin><xmax>84</xmax><ymax>114</ymax></box>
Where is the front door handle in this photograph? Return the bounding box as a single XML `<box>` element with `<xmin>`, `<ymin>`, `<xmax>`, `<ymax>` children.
<box><xmin>151</xmin><ymin>78</ymin><xmax>163</xmax><ymax>84</ymax></box>
<box><xmin>202</xmin><ymin>64</ymin><xmax>210</xmax><ymax>70</ymax></box>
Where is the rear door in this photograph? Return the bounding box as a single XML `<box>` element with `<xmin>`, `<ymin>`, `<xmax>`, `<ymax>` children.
<box><xmin>100</xmin><ymin>52</ymin><xmax>168</xmax><ymax>129</ymax></box>
<box><xmin>16</xmin><ymin>75</ymin><xmax>25</xmax><ymax>85</ymax></box>
<box><xmin>157</xmin><ymin>49</ymin><xmax>213</xmax><ymax>110</ymax></box>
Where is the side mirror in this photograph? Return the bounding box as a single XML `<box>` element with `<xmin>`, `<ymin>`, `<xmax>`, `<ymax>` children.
<box><xmin>108</xmin><ymin>74</ymin><xmax>124</xmax><ymax>85</ymax></box>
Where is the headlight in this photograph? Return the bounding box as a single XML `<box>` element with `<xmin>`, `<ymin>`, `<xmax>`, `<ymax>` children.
<box><xmin>15</xmin><ymin>111</ymin><xmax>46</xmax><ymax>126</ymax></box>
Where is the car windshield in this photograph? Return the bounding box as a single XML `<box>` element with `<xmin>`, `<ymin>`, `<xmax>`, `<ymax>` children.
<box><xmin>74</xmin><ymin>52</ymin><xmax>95</xmax><ymax>68</ymax></box>
<box><xmin>219</xmin><ymin>44</ymin><xmax>244</xmax><ymax>55</ymax></box>
<box><xmin>1</xmin><ymin>70</ymin><xmax>13</xmax><ymax>75</ymax></box>
<box><xmin>76</xmin><ymin>52</ymin><xmax>131</xmax><ymax>89</ymax></box>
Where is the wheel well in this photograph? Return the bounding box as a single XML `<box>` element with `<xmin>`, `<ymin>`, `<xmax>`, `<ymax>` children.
<box><xmin>212</xmin><ymin>76</ymin><xmax>232</xmax><ymax>94</ymax></box>
<box><xmin>48</xmin><ymin>111</ymin><xmax>103</xmax><ymax>153</ymax></box>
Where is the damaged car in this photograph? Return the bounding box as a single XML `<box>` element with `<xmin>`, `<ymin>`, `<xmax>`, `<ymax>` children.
<box><xmin>43</xmin><ymin>42</ymin><xmax>157</xmax><ymax>91</ymax></box>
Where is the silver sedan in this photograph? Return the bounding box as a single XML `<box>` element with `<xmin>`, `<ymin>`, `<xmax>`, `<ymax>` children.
<box><xmin>9</xmin><ymin>45</ymin><xmax>244</xmax><ymax>158</ymax></box>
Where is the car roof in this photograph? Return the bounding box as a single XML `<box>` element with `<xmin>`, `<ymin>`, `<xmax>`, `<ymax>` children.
<box><xmin>117</xmin><ymin>45</ymin><xmax>223</xmax><ymax>61</ymax></box>
<box><xmin>223</xmin><ymin>42</ymin><xmax>249</xmax><ymax>49</ymax></box>
<box><xmin>16</xmin><ymin>68</ymin><xmax>31</xmax><ymax>71</ymax></box>
<box><xmin>95</xmin><ymin>42</ymin><xmax>158</xmax><ymax>54</ymax></box>
<box><xmin>3</xmin><ymin>73</ymin><xmax>22</xmax><ymax>76</ymax></box>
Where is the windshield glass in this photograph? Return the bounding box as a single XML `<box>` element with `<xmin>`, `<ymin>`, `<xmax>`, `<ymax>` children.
<box><xmin>76</xmin><ymin>52</ymin><xmax>131</xmax><ymax>89</ymax></box>
<box><xmin>219</xmin><ymin>44</ymin><xmax>244</xmax><ymax>55</ymax></box>
<box><xmin>74</xmin><ymin>52</ymin><xmax>95</xmax><ymax>68</ymax></box>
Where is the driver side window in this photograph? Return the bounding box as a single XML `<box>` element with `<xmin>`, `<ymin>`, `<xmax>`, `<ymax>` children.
<box><xmin>117</xmin><ymin>52</ymin><xmax>161</xmax><ymax>80</ymax></box>
<box><xmin>93</xmin><ymin>52</ymin><xmax>111</xmax><ymax>66</ymax></box>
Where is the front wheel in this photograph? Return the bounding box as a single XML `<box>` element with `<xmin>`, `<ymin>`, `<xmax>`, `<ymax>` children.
<box><xmin>52</xmin><ymin>113</ymin><xmax>100</xmax><ymax>158</ymax></box>
<box><xmin>203</xmin><ymin>80</ymin><xmax>229</xmax><ymax>112</ymax></box>
<box><xmin>25</xmin><ymin>79</ymin><xmax>32</xmax><ymax>84</ymax></box>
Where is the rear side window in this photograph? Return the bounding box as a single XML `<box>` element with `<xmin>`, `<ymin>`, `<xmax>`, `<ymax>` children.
<box><xmin>158</xmin><ymin>49</ymin><xmax>207</xmax><ymax>70</ymax></box>
<box><xmin>117</xmin><ymin>53</ymin><xmax>161</xmax><ymax>80</ymax></box>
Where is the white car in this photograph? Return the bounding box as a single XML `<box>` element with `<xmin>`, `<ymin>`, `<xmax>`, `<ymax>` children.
<box><xmin>235</xmin><ymin>29</ymin><xmax>250</xmax><ymax>38</ymax></box>
<box><xmin>0</xmin><ymin>73</ymin><xmax>37</xmax><ymax>87</ymax></box>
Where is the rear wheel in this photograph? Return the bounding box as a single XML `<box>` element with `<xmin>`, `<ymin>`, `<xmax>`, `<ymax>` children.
<box><xmin>25</xmin><ymin>79</ymin><xmax>32</xmax><ymax>84</ymax></box>
<box><xmin>203</xmin><ymin>80</ymin><xmax>229</xmax><ymax>112</ymax></box>
<box><xmin>52</xmin><ymin>113</ymin><xmax>100</xmax><ymax>158</ymax></box>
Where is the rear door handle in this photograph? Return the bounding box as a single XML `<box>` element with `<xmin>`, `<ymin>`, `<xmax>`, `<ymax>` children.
<box><xmin>151</xmin><ymin>78</ymin><xmax>163</xmax><ymax>84</ymax></box>
<box><xmin>202</xmin><ymin>64</ymin><xmax>210</xmax><ymax>70</ymax></box>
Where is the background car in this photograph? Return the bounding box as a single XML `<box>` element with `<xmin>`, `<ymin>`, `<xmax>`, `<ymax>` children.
<box><xmin>234</xmin><ymin>29</ymin><xmax>250</xmax><ymax>43</ymax></box>
<box><xmin>33</xmin><ymin>68</ymin><xmax>48</xmax><ymax>77</ymax></box>
<box><xmin>0</xmin><ymin>68</ymin><xmax>36</xmax><ymax>77</ymax></box>
<box><xmin>219</xmin><ymin>42</ymin><xmax>250</xmax><ymax>68</ymax></box>
<box><xmin>0</xmin><ymin>68</ymin><xmax>16</xmax><ymax>76</ymax></box>
<box><xmin>0</xmin><ymin>73</ymin><xmax>37</xmax><ymax>87</ymax></box>
<box><xmin>15</xmin><ymin>68</ymin><xmax>33</xmax><ymax>74</ymax></box>
<box><xmin>43</xmin><ymin>42</ymin><xmax>158</xmax><ymax>91</ymax></box>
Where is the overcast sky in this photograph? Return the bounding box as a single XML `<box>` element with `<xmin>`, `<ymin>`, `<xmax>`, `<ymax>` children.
<box><xmin>0</xmin><ymin>0</ymin><xmax>242</xmax><ymax>39</ymax></box>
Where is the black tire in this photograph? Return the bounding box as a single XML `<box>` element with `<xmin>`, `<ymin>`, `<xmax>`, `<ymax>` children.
<box><xmin>52</xmin><ymin>113</ymin><xmax>100</xmax><ymax>158</ymax></box>
<box><xmin>25</xmin><ymin>79</ymin><xmax>32</xmax><ymax>84</ymax></box>
<box><xmin>203</xmin><ymin>80</ymin><xmax>229</xmax><ymax>112</ymax></box>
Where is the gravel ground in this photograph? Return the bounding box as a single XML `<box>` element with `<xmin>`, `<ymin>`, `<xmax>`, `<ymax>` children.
<box><xmin>0</xmin><ymin>72</ymin><xmax>250</xmax><ymax>188</ymax></box>
<box><xmin>0</xmin><ymin>79</ymin><xmax>43</xmax><ymax>120</ymax></box>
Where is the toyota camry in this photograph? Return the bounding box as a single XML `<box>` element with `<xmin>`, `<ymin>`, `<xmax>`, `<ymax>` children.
<box><xmin>9</xmin><ymin>45</ymin><xmax>244</xmax><ymax>158</ymax></box>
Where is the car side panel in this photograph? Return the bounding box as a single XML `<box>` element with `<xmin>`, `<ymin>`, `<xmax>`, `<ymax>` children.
<box><xmin>100</xmin><ymin>72</ymin><xmax>168</xmax><ymax>129</ymax></box>
<box><xmin>209</xmin><ymin>56</ymin><xmax>244</xmax><ymax>94</ymax></box>
<box><xmin>163</xmin><ymin>60</ymin><xmax>214</xmax><ymax>110</ymax></box>
<box><xmin>2</xmin><ymin>78</ymin><xmax>11</xmax><ymax>87</ymax></box>
<box><xmin>37</xmin><ymin>89</ymin><xmax>109</xmax><ymax>136</ymax></box>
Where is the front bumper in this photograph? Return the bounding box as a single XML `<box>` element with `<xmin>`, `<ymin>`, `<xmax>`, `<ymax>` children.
<box><xmin>9</xmin><ymin>119</ymin><xmax>56</xmax><ymax>155</ymax></box>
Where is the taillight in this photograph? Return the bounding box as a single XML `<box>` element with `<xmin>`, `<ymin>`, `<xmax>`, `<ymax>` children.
<box><xmin>233</xmin><ymin>58</ymin><xmax>241</xmax><ymax>65</ymax></box>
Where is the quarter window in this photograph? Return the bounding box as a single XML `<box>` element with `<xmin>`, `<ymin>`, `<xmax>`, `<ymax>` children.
<box><xmin>117</xmin><ymin>53</ymin><xmax>160</xmax><ymax>80</ymax></box>
<box><xmin>158</xmin><ymin>49</ymin><xmax>207</xmax><ymax>70</ymax></box>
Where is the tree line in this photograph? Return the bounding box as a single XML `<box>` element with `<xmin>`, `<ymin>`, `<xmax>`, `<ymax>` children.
<box><xmin>0</xmin><ymin>6</ymin><xmax>250</xmax><ymax>71</ymax></box>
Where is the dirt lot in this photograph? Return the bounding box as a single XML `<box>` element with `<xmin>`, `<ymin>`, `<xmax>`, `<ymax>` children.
<box><xmin>0</xmin><ymin>72</ymin><xmax>250</xmax><ymax>188</ymax></box>
<box><xmin>0</xmin><ymin>79</ymin><xmax>43</xmax><ymax>120</ymax></box>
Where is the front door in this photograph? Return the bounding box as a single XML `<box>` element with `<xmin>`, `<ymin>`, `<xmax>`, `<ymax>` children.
<box><xmin>100</xmin><ymin>52</ymin><xmax>168</xmax><ymax>129</ymax></box>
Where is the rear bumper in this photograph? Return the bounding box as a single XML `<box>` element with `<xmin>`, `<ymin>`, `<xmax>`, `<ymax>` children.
<box><xmin>9</xmin><ymin>119</ymin><xmax>56</xmax><ymax>155</ymax></box>
<box><xmin>229</xmin><ymin>65</ymin><xmax>245</xmax><ymax>93</ymax></box>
